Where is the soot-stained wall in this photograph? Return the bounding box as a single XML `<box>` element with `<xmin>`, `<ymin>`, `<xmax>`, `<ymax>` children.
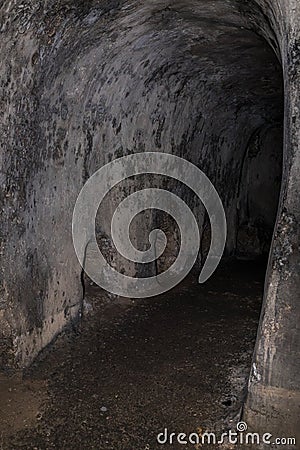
<box><xmin>0</xmin><ymin>0</ymin><xmax>283</xmax><ymax>369</ymax></box>
<box><xmin>1</xmin><ymin>0</ymin><xmax>300</xmax><ymax>443</ymax></box>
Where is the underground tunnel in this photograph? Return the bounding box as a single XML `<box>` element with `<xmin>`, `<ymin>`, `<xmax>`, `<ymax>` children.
<box><xmin>0</xmin><ymin>0</ymin><xmax>299</xmax><ymax>448</ymax></box>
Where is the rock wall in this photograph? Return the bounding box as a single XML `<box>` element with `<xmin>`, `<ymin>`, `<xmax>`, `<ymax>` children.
<box><xmin>0</xmin><ymin>2</ymin><xmax>296</xmax><ymax>441</ymax></box>
<box><xmin>0</xmin><ymin>0</ymin><xmax>283</xmax><ymax>361</ymax></box>
<box><xmin>243</xmin><ymin>0</ymin><xmax>300</xmax><ymax>445</ymax></box>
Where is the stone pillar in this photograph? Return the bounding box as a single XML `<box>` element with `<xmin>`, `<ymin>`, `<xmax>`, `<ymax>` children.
<box><xmin>244</xmin><ymin>1</ymin><xmax>300</xmax><ymax>446</ymax></box>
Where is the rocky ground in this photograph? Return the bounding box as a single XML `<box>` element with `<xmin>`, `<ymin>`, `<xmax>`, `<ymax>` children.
<box><xmin>0</xmin><ymin>261</ymin><xmax>265</xmax><ymax>449</ymax></box>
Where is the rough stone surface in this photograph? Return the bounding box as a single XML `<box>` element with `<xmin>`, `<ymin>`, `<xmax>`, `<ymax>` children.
<box><xmin>0</xmin><ymin>0</ymin><xmax>299</xmax><ymax>445</ymax></box>
<box><xmin>0</xmin><ymin>0</ymin><xmax>282</xmax><ymax>368</ymax></box>
<box><xmin>242</xmin><ymin>1</ymin><xmax>300</xmax><ymax>446</ymax></box>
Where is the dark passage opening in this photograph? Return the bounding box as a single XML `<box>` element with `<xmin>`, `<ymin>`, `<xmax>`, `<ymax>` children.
<box><xmin>236</xmin><ymin>124</ymin><xmax>283</xmax><ymax>260</ymax></box>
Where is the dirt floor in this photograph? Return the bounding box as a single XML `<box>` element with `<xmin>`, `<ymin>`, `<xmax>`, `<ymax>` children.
<box><xmin>0</xmin><ymin>261</ymin><xmax>265</xmax><ymax>449</ymax></box>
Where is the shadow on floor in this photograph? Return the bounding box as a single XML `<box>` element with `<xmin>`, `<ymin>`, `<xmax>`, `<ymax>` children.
<box><xmin>2</xmin><ymin>261</ymin><xmax>265</xmax><ymax>449</ymax></box>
